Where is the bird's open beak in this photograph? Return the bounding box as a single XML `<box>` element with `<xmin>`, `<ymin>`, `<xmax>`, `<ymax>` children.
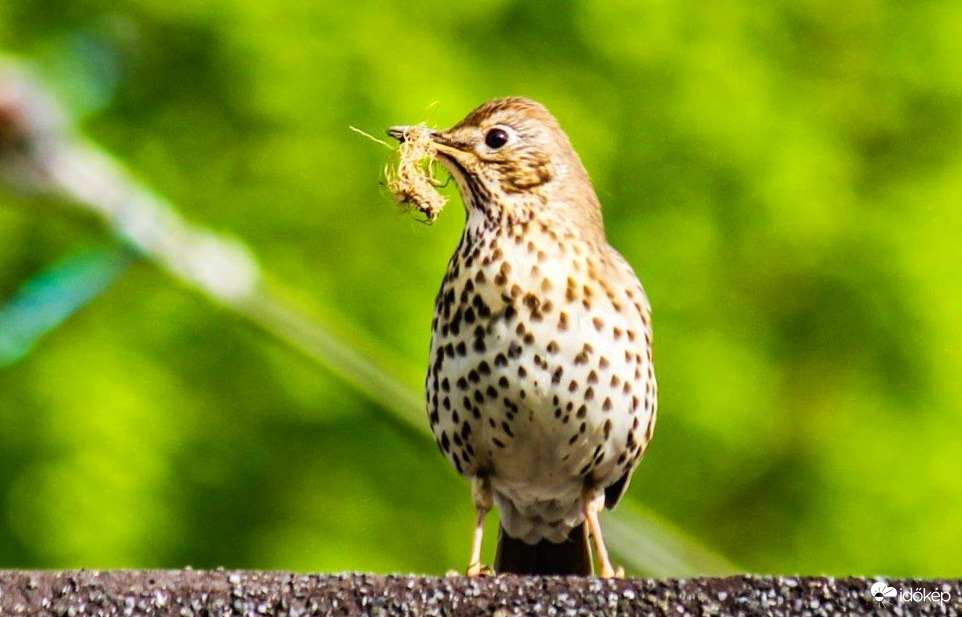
<box><xmin>386</xmin><ymin>125</ymin><xmax>469</xmax><ymax>172</ymax></box>
<box><xmin>386</xmin><ymin>125</ymin><xmax>438</xmax><ymax>144</ymax></box>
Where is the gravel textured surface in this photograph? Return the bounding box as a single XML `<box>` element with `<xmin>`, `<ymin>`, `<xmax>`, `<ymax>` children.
<box><xmin>0</xmin><ymin>570</ymin><xmax>959</xmax><ymax>616</ymax></box>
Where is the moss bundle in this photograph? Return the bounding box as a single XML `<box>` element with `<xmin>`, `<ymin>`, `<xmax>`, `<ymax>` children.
<box><xmin>384</xmin><ymin>125</ymin><xmax>447</xmax><ymax>223</ymax></box>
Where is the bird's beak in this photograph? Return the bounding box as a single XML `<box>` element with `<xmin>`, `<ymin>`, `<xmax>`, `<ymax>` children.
<box><xmin>386</xmin><ymin>125</ymin><xmax>438</xmax><ymax>144</ymax></box>
<box><xmin>386</xmin><ymin>125</ymin><xmax>469</xmax><ymax>170</ymax></box>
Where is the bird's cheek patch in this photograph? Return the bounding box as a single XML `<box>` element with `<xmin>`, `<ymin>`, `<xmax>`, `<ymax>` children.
<box><xmin>500</xmin><ymin>157</ymin><xmax>554</xmax><ymax>193</ymax></box>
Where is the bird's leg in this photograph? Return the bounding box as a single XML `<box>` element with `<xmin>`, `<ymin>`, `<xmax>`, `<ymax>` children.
<box><xmin>466</xmin><ymin>476</ymin><xmax>493</xmax><ymax>577</ymax></box>
<box><xmin>466</xmin><ymin>508</ymin><xmax>487</xmax><ymax>577</ymax></box>
<box><xmin>583</xmin><ymin>490</ymin><xmax>619</xmax><ymax>578</ymax></box>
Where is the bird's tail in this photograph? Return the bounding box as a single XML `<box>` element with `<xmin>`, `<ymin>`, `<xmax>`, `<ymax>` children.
<box><xmin>494</xmin><ymin>522</ymin><xmax>591</xmax><ymax>575</ymax></box>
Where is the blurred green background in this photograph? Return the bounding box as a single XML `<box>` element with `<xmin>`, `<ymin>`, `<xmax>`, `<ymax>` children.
<box><xmin>1</xmin><ymin>0</ymin><xmax>960</xmax><ymax>577</ymax></box>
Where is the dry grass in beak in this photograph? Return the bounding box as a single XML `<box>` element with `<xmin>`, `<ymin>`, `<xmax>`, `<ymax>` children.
<box><xmin>385</xmin><ymin>126</ymin><xmax>447</xmax><ymax>223</ymax></box>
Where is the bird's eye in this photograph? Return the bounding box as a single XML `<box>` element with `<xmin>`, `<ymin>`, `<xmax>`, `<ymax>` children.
<box><xmin>484</xmin><ymin>127</ymin><xmax>510</xmax><ymax>149</ymax></box>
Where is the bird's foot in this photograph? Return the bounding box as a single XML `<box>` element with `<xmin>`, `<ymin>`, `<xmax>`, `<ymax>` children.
<box><xmin>465</xmin><ymin>562</ymin><xmax>494</xmax><ymax>577</ymax></box>
<box><xmin>597</xmin><ymin>564</ymin><xmax>625</xmax><ymax>578</ymax></box>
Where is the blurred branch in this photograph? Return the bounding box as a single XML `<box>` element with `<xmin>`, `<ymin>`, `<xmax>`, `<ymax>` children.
<box><xmin>607</xmin><ymin>502</ymin><xmax>735</xmax><ymax>576</ymax></box>
<box><xmin>0</xmin><ymin>59</ymin><xmax>258</xmax><ymax>303</ymax></box>
<box><xmin>0</xmin><ymin>57</ymin><xmax>735</xmax><ymax>576</ymax></box>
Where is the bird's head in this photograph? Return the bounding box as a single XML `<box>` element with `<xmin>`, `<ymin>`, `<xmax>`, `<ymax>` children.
<box><xmin>389</xmin><ymin>97</ymin><xmax>603</xmax><ymax>232</ymax></box>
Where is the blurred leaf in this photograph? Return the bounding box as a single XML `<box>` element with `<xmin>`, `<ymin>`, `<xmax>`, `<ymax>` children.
<box><xmin>0</xmin><ymin>244</ymin><xmax>131</xmax><ymax>366</ymax></box>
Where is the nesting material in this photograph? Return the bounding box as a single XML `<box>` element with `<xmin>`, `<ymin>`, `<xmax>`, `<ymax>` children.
<box><xmin>385</xmin><ymin>125</ymin><xmax>447</xmax><ymax>223</ymax></box>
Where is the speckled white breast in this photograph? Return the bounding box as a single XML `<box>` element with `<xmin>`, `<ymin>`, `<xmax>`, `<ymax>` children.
<box><xmin>426</xmin><ymin>210</ymin><xmax>656</xmax><ymax>544</ymax></box>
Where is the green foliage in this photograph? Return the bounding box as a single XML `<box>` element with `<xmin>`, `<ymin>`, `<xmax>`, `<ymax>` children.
<box><xmin>1</xmin><ymin>0</ymin><xmax>960</xmax><ymax>576</ymax></box>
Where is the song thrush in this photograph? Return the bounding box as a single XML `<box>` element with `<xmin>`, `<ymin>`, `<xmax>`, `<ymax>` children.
<box><xmin>388</xmin><ymin>97</ymin><xmax>657</xmax><ymax>577</ymax></box>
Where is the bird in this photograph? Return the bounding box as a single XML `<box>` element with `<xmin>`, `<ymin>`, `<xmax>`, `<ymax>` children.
<box><xmin>388</xmin><ymin>97</ymin><xmax>657</xmax><ymax>577</ymax></box>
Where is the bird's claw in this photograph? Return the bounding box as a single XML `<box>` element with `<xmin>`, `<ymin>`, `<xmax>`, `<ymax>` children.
<box><xmin>466</xmin><ymin>562</ymin><xmax>494</xmax><ymax>577</ymax></box>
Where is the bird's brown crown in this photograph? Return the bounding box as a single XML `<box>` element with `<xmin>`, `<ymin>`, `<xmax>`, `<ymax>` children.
<box><xmin>433</xmin><ymin>97</ymin><xmax>604</xmax><ymax>234</ymax></box>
